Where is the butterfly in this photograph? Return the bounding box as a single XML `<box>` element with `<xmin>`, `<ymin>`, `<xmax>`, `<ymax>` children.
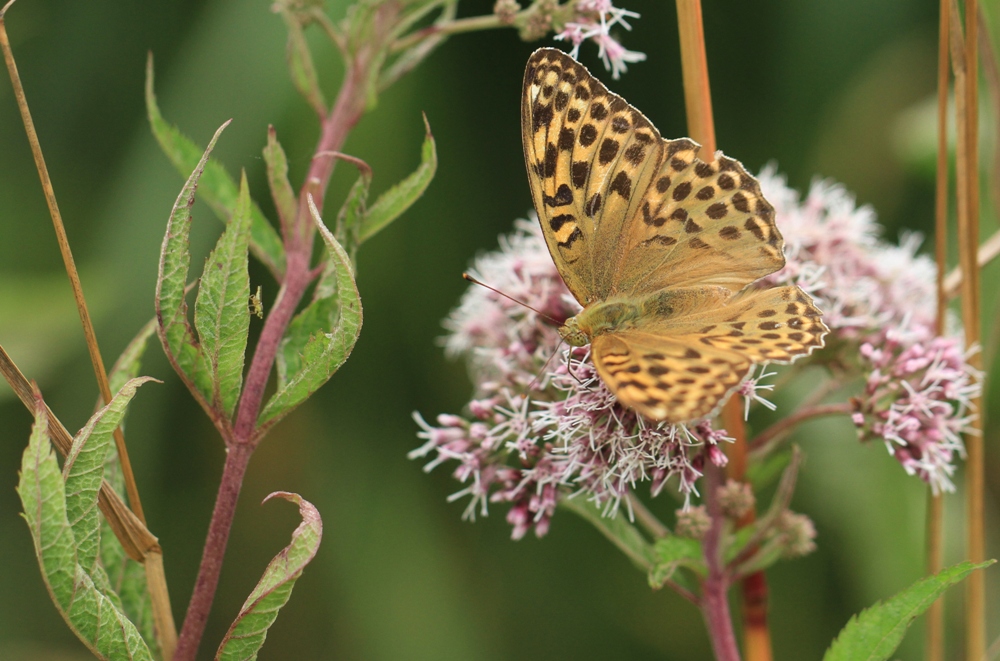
<box><xmin>522</xmin><ymin>48</ymin><xmax>828</xmax><ymax>423</ymax></box>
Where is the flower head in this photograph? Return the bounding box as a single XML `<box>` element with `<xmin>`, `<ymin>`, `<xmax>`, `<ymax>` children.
<box><xmin>414</xmin><ymin>218</ymin><xmax>732</xmax><ymax>538</ymax></box>
<box><xmin>553</xmin><ymin>0</ymin><xmax>645</xmax><ymax>79</ymax></box>
<box><xmin>760</xmin><ymin>169</ymin><xmax>980</xmax><ymax>491</ymax></box>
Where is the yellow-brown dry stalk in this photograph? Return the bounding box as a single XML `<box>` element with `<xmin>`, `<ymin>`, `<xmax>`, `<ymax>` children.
<box><xmin>0</xmin><ymin>2</ymin><xmax>177</xmax><ymax>655</ymax></box>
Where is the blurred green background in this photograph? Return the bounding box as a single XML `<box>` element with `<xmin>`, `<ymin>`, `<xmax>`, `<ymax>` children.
<box><xmin>0</xmin><ymin>0</ymin><xmax>997</xmax><ymax>659</ymax></box>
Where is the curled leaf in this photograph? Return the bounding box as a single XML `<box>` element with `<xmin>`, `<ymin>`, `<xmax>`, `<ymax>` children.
<box><xmin>216</xmin><ymin>492</ymin><xmax>323</xmax><ymax>660</ymax></box>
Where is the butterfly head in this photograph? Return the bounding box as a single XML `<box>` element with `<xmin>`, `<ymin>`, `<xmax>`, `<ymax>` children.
<box><xmin>558</xmin><ymin>316</ymin><xmax>589</xmax><ymax>347</ymax></box>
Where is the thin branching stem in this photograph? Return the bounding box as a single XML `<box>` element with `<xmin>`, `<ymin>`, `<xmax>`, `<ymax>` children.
<box><xmin>173</xmin><ymin>9</ymin><xmax>398</xmax><ymax>657</ymax></box>
<box><xmin>629</xmin><ymin>495</ymin><xmax>669</xmax><ymax>539</ymax></box>
<box><xmin>701</xmin><ymin>462</ymin><xmax>741</xmax><ymax>661</ymax></box>
<box><xmin>747</xmin><ymin>403</ymin><xmax>852</xmax><ymax>458</ymax></box>
<box><xmin>391</xmin><ymin>11</ymin><xmax>509</xmax><ymax>53</ymax></box>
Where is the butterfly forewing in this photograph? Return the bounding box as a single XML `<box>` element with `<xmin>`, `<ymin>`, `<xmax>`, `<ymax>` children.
<box><xmin>612</xmin><ymin>143</ymin><xmax>786</xmax><ymax>297</ymax></box>
<box><xmin>523</xmin><ymin>48</ymin><xmax>664</xmax><ymax>305</ymax></box>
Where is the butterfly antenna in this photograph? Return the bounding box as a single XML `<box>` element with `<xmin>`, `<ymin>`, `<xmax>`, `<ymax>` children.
<box><xmin>527</xmin><ymin>337</ymin><xmax>567</xmax><ymax>392</ymax></box>
<box><xmin>462</xmin><ymin>273</ymin><xmax>562</xmax><ymax>325</ymax></box>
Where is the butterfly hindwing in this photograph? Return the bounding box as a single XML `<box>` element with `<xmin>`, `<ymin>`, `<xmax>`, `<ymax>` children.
<box><xmin>592</xmin><ymin>331</ymin><xmax>751</xmax><ymax>423</ymax></box>
<box><xmin>639</xmin><ymin>285</ymin><xmax>828</xmax><ymax>365</ymax></box>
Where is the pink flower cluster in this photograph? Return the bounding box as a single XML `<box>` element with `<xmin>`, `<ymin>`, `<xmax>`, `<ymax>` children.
<box><xmin>412</xmin><ymin>220</ymin><xmax>730</xmax><ymax>539</ymax></box>
<box><xmin>554</xmin><ymin>0</ymin><xmax>645</xmax><ymax>79</ymax></box>
<box><xmin>853</xmin><ymin>329</ymin><xmax>976</xmax><ymax>493</ymax></box>
<box><xmin>414</xmin><ymin>169</ymin><xmax>979</xmax><ymax>537</ymax></box>
<box><xmin>759</xmin><ymin>169</ymin><xmax>979</xmax><ymax>490</ymax></box>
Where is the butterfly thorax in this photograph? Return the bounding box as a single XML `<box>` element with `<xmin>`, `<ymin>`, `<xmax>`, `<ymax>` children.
<box><xmin>561</xmin><ymin>287</ymin><xmax>734</xmax><ymax>347</ymax></box>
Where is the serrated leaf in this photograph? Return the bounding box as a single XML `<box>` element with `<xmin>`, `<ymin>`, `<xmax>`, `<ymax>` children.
<box><xmin>259</xmin><ymin>197</ymin><xmax>362</xmax><ymax>429</ymax></box>
<box><xmin>263</xmin><ymin>127</ymin><xmax>298</xmax><ymax>239</ymax></box>
<box><xmin>276</xmin><ymin>291</ymin><xmax>339</xmax><ymax>390</ymax></box>
<box><xmin>18</xmin><ymin>389</ymin><xmax>154</xmax><ymax>661</ymax></box>
<box><xmin>100</xmin><ymin>518</ymin><xmax>158</xmax><ymax>658</ymax></box>
<box><xmin>648</xmin><ymin>535</ymin><xmax>705</xmax><ymax>588</ymax></box>
<box><xmin>335</xmin><ymin>162</ymin><xmax>372</xmax><ymax>259</ymax></box>
<box><xmin>280</xmin><ymin>9</ymin><xmax>326</xmax><ymax>117</ymax></box>
<box><xmin>64</xmin><ymin>377</ymin><xmax>156</xmax><ymax>575</ymax></box>
<box><xmin>155</xmin><ymin>121</ymin><xmax>227</xmax><ymax>411</ymax></box>
<box><xmin>559</xmin><ymin>497</ymin><xmax>654</xmax><ymax>571</ymax></box>
<box><xmin>216</xmin><ymin>492</ymin><xmax>322</xmax><ymax>661</ymax></box>
<box><xmin>194</xmin><ymin>171</ymin><xmax>253</xmax><ymax>418</ymax></box>
<box><xmin>823</xmin><ymin>560</ymin><xmax>995</xmax><ymax>661</ymax></box>
<box><xmin>358</xmin><ymin>114</ymin><xmax>435</xmax><ymax>243</ymax></box>
<box><xmin>146</xmin><ymin>54</ymin><xmax>286</xmax><ymax>279</ymax></box>
<box><xmin>108</xmin><ymin>319</ymin><xmax>157</xmax><ymax>397</ymax></box>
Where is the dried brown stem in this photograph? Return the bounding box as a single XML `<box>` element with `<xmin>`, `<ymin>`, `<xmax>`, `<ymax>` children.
<box><xmin>949</xmin><ymin>1</ymin><xmax>987</xmax><ymax>657</ymax></box>
<box><xmin>0</xmin><ymin>343</ymin><xmax>176</xmax><ymax>653</ymax></box>
<box><xmin>926</xmin><ymin>1</ymin><xmax>950</xmax><ymax>658</ymax></box>
<box><xmin>0</xmin><ymin>7</ymin><xmax>175</xmax><ymax>655</ymax></box>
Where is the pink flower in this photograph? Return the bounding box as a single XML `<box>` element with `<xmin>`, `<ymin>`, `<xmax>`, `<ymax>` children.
<box><xmin>553</xmin><ymin>1</ymin><xmax>644</xmax><ymax>79</ymax></box>
<box><xmin>414</xmin><ymin>218</ymin><xmax>732</xmax><ymax>538</ymax></box>
<box><xmin>759</xmin><ymin>169</ymin><xmax>980</xmax><ymax>492</ymax></box>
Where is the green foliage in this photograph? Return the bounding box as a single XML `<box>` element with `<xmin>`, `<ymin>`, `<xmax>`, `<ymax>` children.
<box><xmin>823</xmin><ymin>560</ymin><xmax>995</xmax><ymax>661</ymax></box>
<box><xmin>17</xmin><ymin>383</ymin><xmax>156</xmax><ymax>660</ymax></box>
<box><xmin>359</xmin><ymin>114</ymin><xmax>437</xmax><ymax>243</ymax></box>
<box><xmin>261</xmin><ymin>198</ymin><xmax>363</xmax><ymax>429</ymax></box>
<box><xmin>559</xmin><ymin>497</ymin><xmax>655</xmax><ymax>571</ymax></box>
<box><xmin>334</xmin><ymin>160</ymin><xmax>372</xmax><ymax>262</ymax></box>
<box><xmin>102</xmin><ymin>326</ymin><xmax>161</xmax><ymax>654</ymax></box>
<box><xmin>648</xmin><ymin>536</ymin><xmax>705</xmax><ymax>589</ymax></box>
<box><xmin>216</xmin><ymin>492</ymin><xmax>323</xmax><ymax>660</ymax></box>
<box><xmin>193</xmin><ymin>171</ymin><xmax>253</xmax><ymax>418</ymax></box>
<box><xmin>146</xmin><ymin>55</ymin><xmax>286</xmax><ymax>279</ymax></box>
<box><xmin>155</xmin><ymin>122</ymin><xmax>228</xmax><ymax>413</ymax></box>
<box><xmin>263</xmin><ymin>127</ymin><xmax>299</xmax><ymax>237</ymax></box>
<box><xmin>279</xmin><ymin>8</ymin><xmax>327</xmax><ymax>117</ymax></box>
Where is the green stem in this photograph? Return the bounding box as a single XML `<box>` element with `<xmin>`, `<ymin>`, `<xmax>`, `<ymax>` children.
<box><xmin>391</xmin><ymin>12</ymin><xmax>510</xmax><ymax>53</ymax></box>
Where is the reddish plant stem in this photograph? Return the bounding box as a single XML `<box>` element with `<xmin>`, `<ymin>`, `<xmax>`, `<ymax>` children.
<box><xmin>701</xmin><ymin>461</ymin><xmax>741</xmax><ymax>661</ymax></box>
<box><xmin>747</xmin><ymin>403</ymin><xmax>852</xmax><ymax>456</ymax></box>
<box><xmin>171</xmin><ymin>18</ymin><xmax>385</xmax><ymax>656</ymax></box>
<box><xmin>171</xmin><ymin>443</ymin><xmax>251</xmax><ymax>661</ymax></box>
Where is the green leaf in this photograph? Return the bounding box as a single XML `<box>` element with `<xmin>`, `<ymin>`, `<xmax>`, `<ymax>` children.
<box><xmin>100</xmin><ymin>330</ymin><xmax>160</xmax><ymax>650</ymax></box>
<box><xmin>559</xmin><ymin>497</ymin><xmax>654</xmax><ymax>571</ymax></box>
<box><xmin>18</xmin><ymin>388</ymin><xmax>154</xmax><ymax>661</ymax></box>
<box><xmin>194</xmin><ymin>170</ymin><xmax>253</xmax><ymax>418</ymax></box>
<box><xmin>216</xmin><ymin>492</ymin><xmax>323</xmax><ymax>661</ymax></box>
<box><xmin>648</xmin><ymin>535</ymin><xmax>705</xmax><ymax>588</ymax></box>
<box><xmin>279</xmin><ymin>9</ymin><xmax>326</xmax><ymax>117</ymax></box>
<box><xmin>823</xmin><ymin>560</ymin><xmax>995</xmax><ymax>661</ymax></box>
<box><xmin>146</xmin><ymin>54</ymin><xmax>286</xmax><ymax>279</ymax></box>
<box><xmin>259</xmin><ymin>197</ymin><xmax>362</xmax><ymax>429</ymax></box>
<box><xmin>100</xmin><ymin>520</ymin><xmax>158</xmax><ymax>659</ymax></box>
<box><xmin>746</xmin><ymin>447</ymin><xmax>792</xmax><ymax>492</ymax></box>
<box><xmin>335</xmin><ymin>158</ymin><xmax>372</xmax><ymax>259</ymax></box>
<box><xmin>64</xmin><ymin>377</ymin><xmax>157</xmax><ymax>575</ymax></box>
<box><xmin>155</xmin><ymin>121</ymin><xmax>227</xmax><ymax>411</ymax></box>
<box><xmin>107</xmin><ymin>319</ymin><xmax>158</xmax><ymax>398</ymax></box>
<box><xmin>263</xmin><ymin>127</ymin><xmax>298</xmax><ymax>239</ymax></box>
<box><xmin>358</xmin><ymin>114</ymin><xmax>436</xmax><ymax>243</ymax></box>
